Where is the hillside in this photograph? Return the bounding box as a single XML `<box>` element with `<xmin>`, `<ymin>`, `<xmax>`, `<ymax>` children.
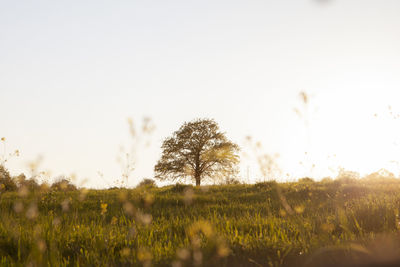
<box><xmin>1</xmin><ymin>179</ymin><xmax>400</xmax><ymax>266</ymax></box>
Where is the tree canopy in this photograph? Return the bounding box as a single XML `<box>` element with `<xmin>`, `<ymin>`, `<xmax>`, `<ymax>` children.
<box><xmin>154</xmin><ymin>119</ymin><xmax>240</xmax><ymax>186</ymax></box>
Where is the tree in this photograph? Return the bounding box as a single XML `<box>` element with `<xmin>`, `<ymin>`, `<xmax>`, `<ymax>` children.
<box><xmin>154</xmin><ymin>119</ymin><xmax>240</xmax><ymax>186</ymax></box>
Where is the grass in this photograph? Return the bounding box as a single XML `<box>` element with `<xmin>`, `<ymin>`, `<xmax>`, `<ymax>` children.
<box><xmin>1</xmin><ymin>178</ymin><xmax>400</xmax><ymax>266</ymax></box>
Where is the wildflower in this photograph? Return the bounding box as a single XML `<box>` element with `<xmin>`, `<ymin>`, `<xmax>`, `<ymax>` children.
<box><xmin>101</xmin><ymin>203</ymin><xmax>108</xmax><ymax>215</ymax></box>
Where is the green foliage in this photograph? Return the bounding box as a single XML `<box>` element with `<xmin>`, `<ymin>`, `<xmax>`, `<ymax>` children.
<box><xmin>223</xmin><ymin>177</ymin><xmax>241</xmax><ymax>185</ymax></box>
<box><xmin>154</xmin><ymin>118</ymin><xmax>240</xmax><ymax>186</ymax></box>
<box><xmin>136</xmin><ymin>178</ymin><xmax>156</xmax><ymax>188</ymax></box>
<box><xmin>298</xmin><ymin>177</ymin><xmax>315</xmax><ymax>183</ymax></box>
<box><xmin>170</xmin><ymin>183</ymin><xmax>193</xmax><ymax>193</ymax></box>
<box><xmin>0</xmin><ymin>180</ymin><xmax>400</xmax><ymax>266</ymax></box>
<box><xmin>0</xmin><ymin>166</ymin><xmax>17</xmax><ymax>192</ymax></box>
<box><xmin>255</xmin><ymin>180</ymin><xmax>278</xmax><ymax>189</ymax></box>
<box><xmin>15</xmin><ymin>174</ymin><xmax>40</xmax><ymax>192</ymax></box>
<box><xmin>50</xmin><ymin>177</ymin><xmax>77</xmax><ymax>192</ymax></box>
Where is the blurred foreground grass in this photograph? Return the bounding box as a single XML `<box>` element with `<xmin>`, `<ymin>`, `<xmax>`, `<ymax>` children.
<box><xmin>1</xmin><ymin>178</ymin><xmax>400</xmax><ymax>266</ymax></box>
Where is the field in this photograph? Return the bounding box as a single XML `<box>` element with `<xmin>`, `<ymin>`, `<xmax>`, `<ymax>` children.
<box><xmin>1</xmin><ymin>178</ymin><xmax>400</xmax><ymax>266</ymax></box>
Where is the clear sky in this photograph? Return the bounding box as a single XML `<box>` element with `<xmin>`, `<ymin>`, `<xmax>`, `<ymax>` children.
<box><xmin>1</xmin><ymin>0</ymin><xmax>400</xmax><ymax>187</ymax></box>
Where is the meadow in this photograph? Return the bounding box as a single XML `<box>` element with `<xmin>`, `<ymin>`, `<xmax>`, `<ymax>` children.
<box><xmin>1</xmin><ymin>176</ymin><xmax>400</xmax><ymax>266</ymax></box>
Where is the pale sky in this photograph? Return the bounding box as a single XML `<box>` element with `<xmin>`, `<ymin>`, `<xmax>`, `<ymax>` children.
<box><xmin>1</xmin><ymin>0</ymin><xmax>400</xmax><ymax>187</ymax></box>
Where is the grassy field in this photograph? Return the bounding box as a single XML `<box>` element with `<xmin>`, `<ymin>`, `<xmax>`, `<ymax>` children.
<box><xmin>1</xmin><ymin>178</ymin><xmax>400</xmax><ymax>266</ymax></box>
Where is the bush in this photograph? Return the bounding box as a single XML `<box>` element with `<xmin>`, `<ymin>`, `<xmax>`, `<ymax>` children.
<box><xmin>335</xmin><ymin>168</ymin><xmax>360</xmax><ymax>183</ymax></box>
<box><xmin>137</xmin><ymin>178</ymin><xmax>156</xmax><ymax>188</ymax></box>
<box><xmin>223</xmin><ymin>177</ymin><xmax>241</xmax><ymax>185</ymax></box>
<box><xmin>254</xmin><ymin>180</ymin><xmax>277</xmax><ymax>189</ymax></box>
<box><xmin>15</xmin><ymin>174</ymin><xmax>40</xmax><ymax>192</ymax></box>
<box><xmin>0</xmin><ymin>165</ymin><xmax>17</xmax><ymax>191</ymax></box>
<box><xmin>321</xmin><ymin>177</ymin><xmax>333</xmax><ymax>183</ymax></box>
<box><xmin>298</xmin><ymin>177</ymin><xmax>315</xmax><ymax>183</ymax></box>
<box><xmin>171</xmin><ymin>183</ymin><xmax>193</xmax><ymax>193</ymax></box>
<box><xmin>51</xmin><ymin>177</ymin><xmax>77</xmax><ymax>191</ymax></box>
<box><xmin>334</xmin><ymin>176</ymin><xmax>357</xmax><ymax>185</ymax></box>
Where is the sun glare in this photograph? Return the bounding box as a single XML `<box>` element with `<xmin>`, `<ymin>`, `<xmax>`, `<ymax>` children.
<box><xmin>283</xmin><ymin>90</ymin><xmax>400</xmax><ymax>179</ymax></box>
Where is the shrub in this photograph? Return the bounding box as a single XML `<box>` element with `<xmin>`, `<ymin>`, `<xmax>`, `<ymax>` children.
<box><xmin>15</xmin><ymin>174</ymin><xmax>40</xmax><ymax>192</ymax></box>
<box><xmin>51</xmin><ymin>177</ymin><xmax>77</xmax><ymax>191</ymax></box>
<box><xmin>223</xmin><ymin>177</ymin><xmax>241</xmax><ymax>185</ymax></box>
<box><xmin>171</xmin><ymin>183</ymin><xmax>193</xmax><ymax>193</ymax></box>
<box><xmin>298</xmin><ymin>177</ymin><xmax>315</xmax><ymax>183</ymax></box>
<box><xmin>254</xmin><ymin>180</ymin><xmax>277</xmax><ymax>189</ymax></box>
<box><xmin>334</xmin><ymin>176</ymin><xmax>357</xmax><ymax>185</ymax></box>
<box><xmin>335</xmin><ymin>168</ymin><xmax>360</xmax><ymax>183</ymax></box>
<box><xmin>108</xmin><ymin>186</ymin><xmax>120</xmax><ymax>190</ymax></box>
<box><xmin>321</xmin><ymin>177</ymin><xmax>333</xmax><ymax>183</ymax></box>
<box><xmin>137</xmin><ymin>178</ymin><xmax>156</xmax><ymax>188</ymax></box>
<box><xmin>0</xmin><ymin>165</ymin><xmax>17</xmax><ymax>191</ymax></box>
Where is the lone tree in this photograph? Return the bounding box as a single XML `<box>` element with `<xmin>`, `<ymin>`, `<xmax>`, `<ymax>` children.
<box><xmin>155</xmin><ymin>119</ymin><xmax>240</xmax><ymax>186</ymax></box>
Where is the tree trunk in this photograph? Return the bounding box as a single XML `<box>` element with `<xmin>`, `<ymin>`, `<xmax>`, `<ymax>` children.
<box><xmin>195</xmin><ymin>153</ymin><xmax>201</xmax><ymax>186</ymax></box>
<box><xmin>195</xmin><ymin>175</ymin><xmax>201</xmax><ymax>186</ymax></box>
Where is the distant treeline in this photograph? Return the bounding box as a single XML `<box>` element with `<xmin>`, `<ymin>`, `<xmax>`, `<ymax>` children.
<box><xmin>1</xmin><ymin>162</ymin><xmax>399</xmax><ymax>193</ymax></box>
<box><xmin>0</xmin><ymin>165</ymin><xmax>77</xmax><ymax>193</ymax></box>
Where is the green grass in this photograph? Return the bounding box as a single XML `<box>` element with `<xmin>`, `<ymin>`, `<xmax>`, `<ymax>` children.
<box><xmin>1</xmin><ymin>179</ymin><xmax>400</xmax><ymax>266</ymax></box>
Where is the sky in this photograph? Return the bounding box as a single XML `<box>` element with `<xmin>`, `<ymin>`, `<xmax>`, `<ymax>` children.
<box><xmin>1</xmin><ymin>0</ymin><xmax>400</xmax><ymax>188</ymax></box>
